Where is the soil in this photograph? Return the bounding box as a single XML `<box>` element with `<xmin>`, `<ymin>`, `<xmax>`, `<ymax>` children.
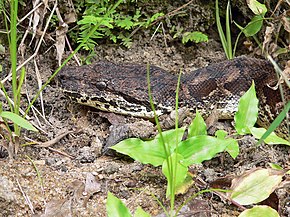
<box><xmin>0</xmin><ymin>1</ymin><xmax>289</xmax><ymax>217</ymax></box>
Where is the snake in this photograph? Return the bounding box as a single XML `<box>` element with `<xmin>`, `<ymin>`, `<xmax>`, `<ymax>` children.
<box><xmin>58</xmin><ymin>56</ymin><xmax>289</xmax><ymax>138</ymax></box>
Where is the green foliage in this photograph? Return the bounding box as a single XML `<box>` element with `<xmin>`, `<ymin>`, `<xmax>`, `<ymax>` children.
<box><xmin>106</xmin><ymin>192</ymin><xmax>132</xmax><ymax>217</ymax></box>
<box><xmin>230</xmin><ymin>168</ymin><xmax>283</xmax><ymax>205</ymax></box>
<box><xmin>238</xmin><ymin>206</ymin><xmax>279</xmax><ymax>217</ymax></box>
<box><xmin>181</xmin><ymin>31</ymin><xmax>208</xmax><ymax>44</ymax></box>
<box><xmin>0</xmin><ymin>111</ymin><xmax>37</xmax><ymax>132</ymax></box>
<box><xmin>234</xmin><ymin>82</ymin><xmax>259</xmax><ymax>135</ymax></box>
<box><xmin>106</xmin><ymin>192</ymin><xmax>151</xmax><ymax>217</ymax></box>
<box><xmin>257</xmin><ymin>101</ymin><xmax>290</xmax><ymax>145</ymax></box>
<box><xmin>111</xmin><ymin>80</ymin><xmax>288</xmax><ymax>208</ymax></box>
<box><xmin>77</xmin><ymin>0</ymin><xmax>164</xmax><ymax>51</ymax></box>
<box><xmin>215</xmin><ymin>0</ymin><xmax>232</xmax><ymax>59</ymax></box>
<box><xmin>215</xmin><ymin>0</ymin><xmax>268</xmax><ymax>59</ymax></box>
<box><xmin>188</xmin><ymin>109</ymin><xmax>207</xmax><ymax>137</ymax></box>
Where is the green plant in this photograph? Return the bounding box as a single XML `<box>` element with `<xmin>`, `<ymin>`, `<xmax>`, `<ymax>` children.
<box><xmin>181</xmin><ymin>31</ymin><xmax>208</xmax><ymax>44</ymax></box>
<box><xmin>215</xmin><ymin>0</ymin><xmax>267</xmax><ymax>59</ymax></box>
<box><xmin>0</xmin><ymin>0</ymin><xmax>38</xmax><ymax>158</ymax></box>
<box><xmin>0</xmin><ymin>0</ymin><xmax>126</xmax><ymax>158</ymax></box>
<box><xmin>77</xmin><ymin>0</ymin><xmax>164</xmax><ymax>52</ymax></box>
<box><xmin>110</xmin><ymin>76</ymin><xmax>289</xmax><ymax>216</ymax></box>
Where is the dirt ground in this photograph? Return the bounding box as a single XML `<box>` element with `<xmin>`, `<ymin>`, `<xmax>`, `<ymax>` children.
<box><xmin>0</xmin><ymin>2</ymin><xmax>289</xmax><ymax>216</ymax></box>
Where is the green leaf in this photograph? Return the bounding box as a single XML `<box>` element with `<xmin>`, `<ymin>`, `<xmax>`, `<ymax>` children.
<box><xmin>111</xmin><ymin>138</ymin><xmax>166</xmax><ymax>166</ymax></box>
<box><xmin>225</xmin><ymin>139</ymin><xmax>239</xmax><ymax>159</ymax></box>
<box><xmin>215</xmin><ymin>130</ymin><xmax>239</xmax><ymax>158</ymax></box>
<box><xmin>188</xmin><ymin>109</ymin><xmax>207</xmax><ymax>137</ymax></box>
<box><xmin>215</xmin><ymin>130</ymin><xmax>228</xmax><ymax>139</ymax></box>
<box><xmin>182</xmin><ymin>31</ymin><xmax>208</xmax><ymax>44</ymax></box>
<box><xmin>156</xmin><ymin>127</ymin><xmax>186</xmax><ymax>152</ymax></box>
<box><xmin>134</xmin><ymin>207</ymin><xmax>151</xmax><ymax>217</ymax></box>
<box><xmin>162</xmin><ymin>153</ymin><xmax>188</xmax><ymax>197</ymax></box>
<box><xmin>115</xmin><ymin>16</ymin><xmax>134</xmax><ymax>30</ymax></box>
<box><xmin>177</xmin><ymin>135</ymin><xmax>231</xmax><ymax>166</ymax></box>
<box><xmin>268</xmin><ymin>163</ymin><xmax>283</xmax><ymax>170</ymax></box>
<box><xmin>257</xmin><ymin>101</ymin><xmax>290</xmax><ymax>145</ymax></box>
<box><xmin>111</xmin><ymin>128</ymin><xmax>185</xmax><ymax>166</ymax></box>
<box><xmin>250</xmin><ymin>127</ymin><xmax>290</xmax><ymax>146</ymax></box>
<box><xmin>230</xmin><ymin>168</ymin><xmax>283</xmax><ymax>205</ymax></box>
<box><xmin>242</xmin><ymin>15</ymin><xmax>264</xmax><ymax>37</ymax></box>
<box><xmin>0</xmin><ymin>111</ymin><xmax>38</xmax><ymax>132</ymax></box>
<box><xmin>247</xmin><ymin>0</ymin><xmax>267</xmax><ymax>15</ymax></box>
<box><xmin>106</xmin><ymin>192</ymin><xmax>132</xmax><ymax>217</ymax></box>
<box><xmin>234</xmin><ymin>81</ymin><xmax>258</xmax><ymax>135</ymax></box>
<box><xmin>78</xmin><ymin>16</ymin><xmax>113</xmax><ymax>28</ymax></box>
<box><xmin>238</xmin><ymin>205</ymin><xmax>279</xmax><ymax>217</ymax></box>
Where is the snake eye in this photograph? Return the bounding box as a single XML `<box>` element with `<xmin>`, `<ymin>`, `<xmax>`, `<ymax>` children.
<box><xmin>96</xmin><ymin>81</ymin><xmax>106</xmax><ymax>90</ymax></box>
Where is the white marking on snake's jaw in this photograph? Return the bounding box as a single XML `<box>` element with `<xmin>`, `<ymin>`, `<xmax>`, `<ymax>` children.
<box><xmin>67</xmin><ymin>90</ymin><xmax>172</xmax><ymax>118</ymax></box>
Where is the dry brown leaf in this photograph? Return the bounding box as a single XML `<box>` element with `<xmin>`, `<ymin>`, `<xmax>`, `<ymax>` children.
<box><xmin>55</xmin><ymin>25</ymin><xmax>68</xmax><ymax>66</ymax></box>
<box><xmin>40</xmin><ymin>199</ymin><xmax>72</xmax><ymax>217</ymax></box>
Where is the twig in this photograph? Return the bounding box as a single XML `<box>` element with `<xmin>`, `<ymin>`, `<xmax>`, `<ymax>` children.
<box><xmin>16</xmin><ymin>179</ymin><xmax>35</xmax><ymax>214</ymax></box>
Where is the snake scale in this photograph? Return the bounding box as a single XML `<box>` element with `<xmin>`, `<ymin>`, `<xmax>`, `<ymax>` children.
<box><xmin>58</xmin><ymin>56</ymin><xmax>289</xmax><ymax>138</ymax></box>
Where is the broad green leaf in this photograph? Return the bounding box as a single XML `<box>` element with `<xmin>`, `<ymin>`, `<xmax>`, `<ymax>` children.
<box><xmin>238</xmin><ymin>205</ymin><xmax>279</xmax><ymax>217</ymax></box>
<box><xmin>242</xmin><ymin>15</ymin><xmax>264</xmax><ymax>37</ymax></box>
<box><xmin>234</xmin><ymin>82</ymin><xmax>258</xmax><ymax>135</ymax></box>
<box><xmin>106</xmin><ymin>192</ymin><xmax>131</xmax><ymax>217</ymax></box>
<box><xmin>0</xmin><ymin>111</ymin><xmax>38</xmax><ymax>132</ymax></box>
<box><xmin>215</xmin><ymin>130</ymin><xmax>239</xmax><ymax>158</ymax></box>
<box><xmin>250</xmin><ymin>127</ymin><xmax>290</xmax><ymax>146</ymax></box>
<box><xmin>215</xmin><ymin>130</ymin><xmax>228</xmax><ymax>139</ymax></box>
<box><xmin>182</xmin><ymin>31</ymin><xmax>208</xmax><ymax>44</ymax></box>
<box><xmin>225</xmin><ymin>139</ymin><xmax>239</xmax><ymax>159</ymax></box>
<box><xmin>156</xmin><ymin>127</ymin><xmax>186</xmax><ymax>150</ymax></box>
<box><xmin>188</xmin><ymin>109</ymin><xmax>207</xmax><ymax>137</ymax></box>
<box><xmin>177</xmin><ymin>135</ymin><xmax>231</xmax><ymax>166</ymax></box>
<box><xmin>111</xmin><ymin>138</ymin><xmax>166</xmax><ymax>166</ymax></box>
<box><xmin>111</xmin><ymin>128</ymin><xmax>185</xmax><ymax>166</ymax></box>
<box><xmin>230</xmin><ymin>168</ymin><xmax>283</xmax><ymax>205</ymax></box>
<box><xmin>162</xmin><ymin>153</ymin><xmax>188</xmax><ymax>197</ymax></box>
<box><xmin>247</xmin><ymin>0</ymin><xmax>267</xmax><ymax>15</ymax></box>
<box><xmin>134</xmin><ymin>207</ymin><xmax>151</xmax><ymax>217</ymax></box>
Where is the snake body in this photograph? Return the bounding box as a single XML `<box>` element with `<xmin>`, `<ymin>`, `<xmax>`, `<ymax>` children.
<box><xmin>59</xmin><ymin>56</ymin><xmax>289</xmax><ymax>137</ymax></box>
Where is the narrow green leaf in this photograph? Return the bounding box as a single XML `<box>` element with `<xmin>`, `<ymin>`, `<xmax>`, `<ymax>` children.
<box><xmin>234</xmin><ymin>82</ymin><xmax>258</xmax><ymax>135</ymax></box>
<box><xmin>162</xmin><ymin>153</ymin><xmax>188</xmax><ymax>197</ymax></box>
<box><xmin>215</xmin><ymin>0</ymin><xmax>230</xmax><ymax>59</ymax></box>
<box><xmin>177</xmin><ymin>135</ymin><xmax>231</xmax><ymax>166</ymax></box>
<box><xmin>257</xmin><ymin>101</ymin><xmax>290</xmax><ymax>145</ymax></box>
<box><xmin>106</xmin><ymin>192</ymin><xmax>132</xmax><ymax>217</ymax></box>
<box><xmin>268</xmin><ymin>163</ymin><xmax>283</xmax><ymax>170</ymax></box>
<box><xmin>134</xmin><ymin>207</ymin><xmax>151</xmax><ymax>217</ymax></box>
<box><xmin>188</xmin><ymin>109</ymin><xmax>207</xmax><ymax>137</ymax></box>
<box><xmin>0</xmin><ymin>111</ymin><xmax>37</xmax><ymax>132</ymax></box>
<box><xmin>250</xmin><ymin>127</ymin><xmax>290</xmax><ymax>146</ymax></box>
<box><xmin>230</xmin><ymin>169</ymin><xmax>283</xmax><ymax>205</ymax></box>
<box><xmin>225</xmin><ymin>0</ymin><xmax>233</xmax><ymax>59</ymax></box>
